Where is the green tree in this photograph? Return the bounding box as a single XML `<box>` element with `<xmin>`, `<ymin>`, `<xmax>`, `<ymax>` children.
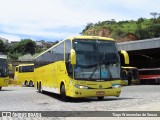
<box><xmin>150</xmin><ymin>12</ymin><xmax>158</xmax><ymax>19</ymax></box>
<box><xmin>135</xmin><ymin>18</ymin><xmax>145</xmax><ymax>39</ymax></box>
<box><xmin>0</xmin><ymin>40</ymin><xmax>8</xmax><ymax>54</ymax></box>
<box><xmin>81</xmin><ymin>15</ymin><xmax>160</xmax><ymax>41</ymax></box>
<box><xmin>81</xmin><ymin>23</ymin><xmax>93</xmax><ymax>34</ymax></box>
<box><xmin>8</xmin><ymin>42</ymin><xmax>22</xmax><ymax>60</ymax></box>
<box><xmin>150</xmin><ymin>24</ymin><xmax>160</xmax><ymax>37</ymax></box>
<box><xmin>16</xmin><ymin>39</ymin><xmax>36</xmax><ymax>55</ymax></box>
<box><xmin>8</xmin><ymin>39</ymin><xmax>36</xmax><ymax>60</ymax></box>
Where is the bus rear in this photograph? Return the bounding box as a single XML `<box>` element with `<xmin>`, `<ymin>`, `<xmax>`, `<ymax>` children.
<box><xmin>121</xmin><ymin>67</ymin><xmax>140</xmax><ymax>85</ymax></box>
<box><xmin>0</xmin><ymin>55</ymin><xmax>9</xmax><ymax>90</ymax></box>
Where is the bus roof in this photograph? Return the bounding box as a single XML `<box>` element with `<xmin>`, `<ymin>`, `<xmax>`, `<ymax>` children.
<box><xmin>35</xmin><ymin>36</ymin><xmax>115</xmax><ymax>59</ymax></box>
<box><xmin>69</xmin><ymin>36</ymin><xmax>114</xmax><ymax>41</ymax></box>
<box><xmin>17</xmin><ymin>64</ymin><xmax>34</xmax><ymax>67</ymax></box>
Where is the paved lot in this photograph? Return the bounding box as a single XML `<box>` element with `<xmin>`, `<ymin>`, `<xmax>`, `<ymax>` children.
<box><xmin>0</xmin><ymin>85</ymin><xmax>160</xmax><ymax>111</ymax></box>
<box><xmin>0</xmin><ymin>85</ymin><xmax>160</xmax><ymax>119</ymax></box>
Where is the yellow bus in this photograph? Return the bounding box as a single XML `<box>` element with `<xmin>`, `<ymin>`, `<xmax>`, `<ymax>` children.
<box><xmin>35</xmin><ymin>36</ymin><xmax>129</xmax><ymax>101</ymax></box>
<box><xmin>14</xmin><ymin>64</ymin><xmax>35</xmax><ymax>87</ymax></box>
<box><xmin>0</xmin><ymin>55</ymin><xmax>9</xmax><ymax>90</ymax></box>
<box><xmin>121</xmin><ymin>66</ymin><xmax>140</xmax><ymax>85</ymax></box>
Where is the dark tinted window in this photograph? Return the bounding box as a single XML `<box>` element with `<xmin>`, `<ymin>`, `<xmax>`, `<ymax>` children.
<box><xmin>19</xmin><ymin>65</ymin><xmax>34</xmax><ymax>72</ymax></box>
<box><xmin>65</xmin><ymin>40</ymin><xmax>71</xmax><ymax>61</ymax></box>
<box><xmin>35</xmin><ymin>42</ymin><xmax>64</xmax><ymax>68</ymax></box>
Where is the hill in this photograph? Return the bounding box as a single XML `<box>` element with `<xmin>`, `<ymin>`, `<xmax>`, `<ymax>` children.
<box><xmin>81</xmin><ymin>18</ymin><xmax>160</xmax><ymax>42</ymax></box>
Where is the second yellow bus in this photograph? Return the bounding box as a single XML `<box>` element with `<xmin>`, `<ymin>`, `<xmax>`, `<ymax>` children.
<box><xmin>14</xmin><ymin>64</ymin><xmax>35</xmax><ymax>87</ymax></box>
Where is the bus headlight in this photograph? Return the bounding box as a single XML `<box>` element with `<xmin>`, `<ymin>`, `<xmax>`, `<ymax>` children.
<box><xmin>75</xmin><ymin>84</ymin><xmax>88</xmax><ymax>89</ymax></box>
<box><xmin>112</xmin><ymin>84</ymin><xmax>121</xmax><ymax>88</ymax></box>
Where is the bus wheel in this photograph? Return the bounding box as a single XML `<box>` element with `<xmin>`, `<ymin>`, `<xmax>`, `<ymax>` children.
<box><xmin>24</xmin><ymin>81</ymin><xmax>29</xmax><ymax>86</ymax></box>
<box><xmin>0</xmin><ymin>87</ymin><xmax>2</xmax><ymax>90</ymax></box>
<box><xmin>29</xmin><ymin>81</ymin><xmax>34</xmax><ymax>87</ymax></box>
<box><xmin>38</xmin><ymin>82</ymin><xmax>42</xmax><ymax>93</ymax></box>
<box><xmin>60</xmin><ymin>85</ymin><xmax>68</xmax><ymax>102</ymax></box>
<box><xmin>37</xmin><ymin>82</ymin><xmax>39</xmax><ymax>90</ymax></box>
<box><xmin>97</xmin><ymin>96</ymin><xmax>104</xmax><ymax>100</ymax></box>
<box><xmin>128</xmin><ymin>79</ymin><xmax>132</xmax><ymax>86</ymax></box>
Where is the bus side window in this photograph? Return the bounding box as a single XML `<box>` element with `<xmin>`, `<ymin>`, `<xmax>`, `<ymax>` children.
<box><xmin>19</xmin><ymin>66</ymin><xmax>22</xmax><ymax>73</ymax></box>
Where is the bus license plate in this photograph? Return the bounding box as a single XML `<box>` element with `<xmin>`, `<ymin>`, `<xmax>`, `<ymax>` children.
<box><xmin>96</xmin><ymin>91</ymin><xmax>105</xmax><ymax>95</ymax></box>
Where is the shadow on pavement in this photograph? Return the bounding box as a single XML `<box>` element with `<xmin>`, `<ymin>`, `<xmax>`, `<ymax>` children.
<box><xmin>36</xmin><ymin>90</ymin><xmax>134</xmax><ymax>103</ymax></box>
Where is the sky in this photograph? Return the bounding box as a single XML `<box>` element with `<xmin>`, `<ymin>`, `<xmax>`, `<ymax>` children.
<box><xmin>0</xmin><ymin>0</ymin><xmax>160</xmax><ymax>42</ymax></box>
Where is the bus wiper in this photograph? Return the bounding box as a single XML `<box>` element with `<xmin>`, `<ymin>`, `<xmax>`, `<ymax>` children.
<box><xmin>89</xmin><ymin>64</ymin><xmax>99</xmax><ymax>79</ymax></box>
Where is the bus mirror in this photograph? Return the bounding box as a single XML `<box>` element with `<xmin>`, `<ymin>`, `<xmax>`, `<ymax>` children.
<box><xmin>120</xmin><ymin>50</ymin><xmax>129</xmax><ymax>64</ymax></box>
<box><xmin>8</xmin><ymin>64</ymin><xmax>12</xmax><ymax>71</ymax></box>
<box><xmin>70</xmin><ymin>49</ymin><xmax>76</xmax><ymax>65</ymax></box>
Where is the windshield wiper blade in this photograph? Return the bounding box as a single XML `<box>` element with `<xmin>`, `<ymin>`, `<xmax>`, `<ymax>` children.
<box><xmin>89</xmin><ymin>64</ymin><xmax>99</xmax><ymax>79</ymax></box>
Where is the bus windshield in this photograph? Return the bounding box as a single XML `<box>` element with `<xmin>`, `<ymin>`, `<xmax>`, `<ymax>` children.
<box><xmin>73</xmin><ymin>40</ymin><xmax>120</xmax><ymax>81</ymax></box>
<box><xmin>0</xmin><ymin>59</ymin><xmax>8</xmax><ymax>77</ymax></box>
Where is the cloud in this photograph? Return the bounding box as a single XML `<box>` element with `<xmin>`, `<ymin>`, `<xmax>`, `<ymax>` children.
<box><xmin>0</xmin><ymin>0</ymin><xmax>160</xmax><ymax>42</ymax></box>
<box><xmin>0</xmin><ymin>33</ymin><xmax>21</xmax><ymax>42</ymax></box>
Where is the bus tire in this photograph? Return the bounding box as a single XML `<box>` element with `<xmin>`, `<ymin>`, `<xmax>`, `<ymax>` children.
<box><xmin>24</xmin><ymin>81</ymin><xmax>29</xmax><ymax>86</ymax></box>
<box><xmin>60</xmin><ymin>85</ymin><xmax>68</xmax><ymax>102</ymax></box>
<box><xmin>128</xmin><ymin>79</ymin><xmax>132</xmax><ymax>86</ymax></box>
<box><xmin>29</xmin><ymin>81</ymin><xmax>34</xmax><ymax>87</ymax></box>
<box><xmin>37</xmin><ymin>82</ymin><xmax>39</xmax><ymax>89</ymax></box>
<box><xmin>38</xmin><ymin>82</ymin><xmax>42</xmax><ymax>93</ymax></box>
<box><xmin>97</xmin><ymin>96</ymin><xmax>104</xmax><ymax>100</ymax></box>
<box><xmin>0</xmin><ymin>87</ymin><xmax>2</xmax><ymax>90</ymax></box>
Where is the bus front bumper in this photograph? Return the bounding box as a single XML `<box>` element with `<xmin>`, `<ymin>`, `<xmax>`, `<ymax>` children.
<box><xmin>68</xmin><ymin>87</ymin><xmax>121</xmax><ymax>98</ymax></box>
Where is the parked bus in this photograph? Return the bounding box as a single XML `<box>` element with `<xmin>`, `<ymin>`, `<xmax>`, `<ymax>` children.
<box><xmin>121</xmin><ymin>67</ymin><xmax>139</xmax><ymax>85</ymax></box>
<box><xmin>138</xmin><ymin>68</ymin><xmax>160</xmax><ymax>84</ymax></box>
<box><xmin>14</xmin><ymin>64</ymin><xmax>35</xmax><ymax>87</ymax></box>
<box><xmin>34</xmin><ymin>36</ymin><xmax>129</xmax><ymax>101</ymax></box>
<box><xmin>0</xmin><ymin>55</ymin><xmax>9</xmax><ymax>90</ymax></box>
